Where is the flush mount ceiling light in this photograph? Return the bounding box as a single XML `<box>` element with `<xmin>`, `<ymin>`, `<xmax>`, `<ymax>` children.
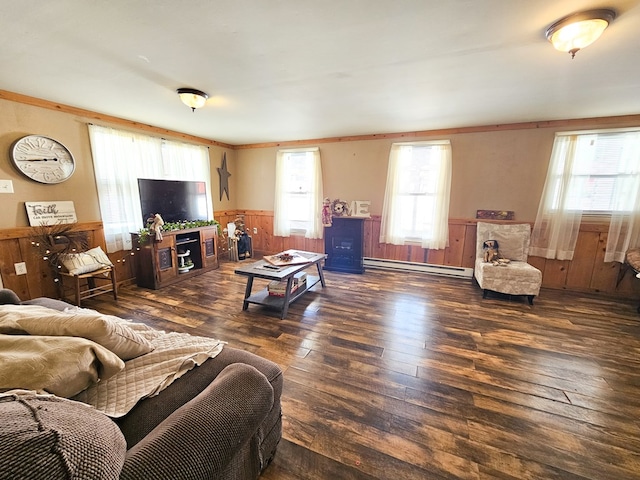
<box><xmin>546</xmin><ymin>8</ymin><xmax>616</xmax><ymax>59</ymax></box>
<box><xmin>176</xmin><ymin>88</ymin><xmax>208</xmax><ymax>112</ymax></box>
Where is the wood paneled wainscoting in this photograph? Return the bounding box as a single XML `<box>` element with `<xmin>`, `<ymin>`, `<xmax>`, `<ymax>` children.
<box><xmin>2</xmin><ymin>216</ymin><xmax>637</xmax><ymax>300</ymax></box>
<box><xmin>231</xmin><ymin>212</ymin><xmax>640</xmax><ymax>299</ymax></box>
<box><xmin>0</xmin><ymin>222</ymin><xmax>135</xmax><ymax>301</ymax></box>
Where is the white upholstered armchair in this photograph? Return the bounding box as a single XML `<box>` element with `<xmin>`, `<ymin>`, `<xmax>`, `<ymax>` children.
<box><xmin>474</xmin><ymin>222</ymin><xmax>542</xmax><ymax>305</ymax></box>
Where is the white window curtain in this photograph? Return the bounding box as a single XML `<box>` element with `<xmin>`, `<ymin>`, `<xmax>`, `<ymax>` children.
<box><xmin>379</xmin><ymin>140</ymin><xmax>452</xmax><ymax>249</ymax></box>
<box><xmin>88</xmin><ymin>125</ymin><xmax>211</xmax><ymax>253</ymax></box>
<box><xmin>530</xmin><ymin>129</ymin><xmax>640</xmax><ymax>262</ymax></box>
<box><xmin>273</xmin><ymin>147</ymin><xmax>324</xmax><ymax>239</ymax></box>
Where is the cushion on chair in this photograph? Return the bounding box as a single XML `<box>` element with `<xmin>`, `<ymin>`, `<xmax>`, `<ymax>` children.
<box><xmin>61</xmin><ymin>246</ymin><xmax>113</xmax><ymax>275</ymax></box>
<box><xmin>474</xmin><ymin>258</ymin><xmax>542</xmax><ymax>296</ymax></box>
<box><xmin>476</xmin><ymin>222</ymin><xmax>530</xmax><ymax>261</ymax></box>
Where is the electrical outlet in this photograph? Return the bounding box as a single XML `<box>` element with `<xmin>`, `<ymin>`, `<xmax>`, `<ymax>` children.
<box><xmin>14</xmin><ymin>262</ymin><xmax>27</xmax><ymax>275</ymax></box>
<box><xmin>253</xmin><ymin>227</ymin><xmax>258</xmax><ymax>234</ymax></box>
<box><xmin>0</xmin><ymin>180</ymin><xmax>14</xmax><ymax>193</ymax></box>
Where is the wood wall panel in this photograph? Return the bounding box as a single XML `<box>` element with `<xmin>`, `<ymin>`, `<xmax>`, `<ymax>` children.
<box><xmin>0</xmin><ymin>222</ymin><xmax>109</xmax><ymax>301</ymax></box>
<box><xmin>282</xmin><ymin>235</ymin><xmax>305</xmax><ymax>252</ymax></box>
<box><xmin>363</xmin><ymin>220</ymin><xmax>373</xmax><ymax>258</ymax></box>
<box><xmin>591</xmin><ymin>232</ymin><xmax>619</xmax><ymax>292</ymax></box>
<box><xmin>444</xmin><ymin>223</ymin><xmax>465</xmax><ymax>266</ymax></box>
<box><xmin>426</xmin><ymin>248</ymin><xmax>446</xmax><ymax>265</ymax></box>
<box><xmin>409</xmin><ymin>245</ymin><xmax>424</xmax><ymax>263</ymax></box>
<box><xmin>392</xmin><ymin>244</ymin><xmax>411</xmax><ymax>262</ymax></box>
<box><xmin>2</xmin><ymin>215</ymin><xmax>637</xmax><ymax>300</ymax></box>
<box><xmin>0</xmin><ymin>239</ymin><xmax>30</xmax><ymax>299</ymax></box>
<box><xmin>566</xmin><ymin>231</ymin><xmax>600</xmax><ymax>290</ymax></box>
<box><xmin>369</xmin><ymin>220</ymin><xmax>385</xmax><ymax>259</ymax></box>
<box><xmin>541</xmin><ymin>259</ymin><xmax>570</xmax><ymax>288</ymax></box>
<box><xmin>18</xmin><ymin>237</ymin><xmax>52</xmax><ymax>300</ymax></box>
<box><xmin>461</xmin><ymin>223</ymin><xmax>478</xmax><ymax>269</ymax></box>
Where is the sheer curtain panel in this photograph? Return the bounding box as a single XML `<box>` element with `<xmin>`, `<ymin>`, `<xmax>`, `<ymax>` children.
<box><xmin>379</xmin><ymin>140</ymin><xmax>452</xmax><ymax>249</ymax></box>
<box><xmin>273</xmin><ymin>147</ymin><xmax>324</xmax><ymax>239</ymax></box>
<box><xmin>604</xmin><ymin>130</ymin><xmax>640</xmax><ymax>262</ymax></box>
<box><xmin>530</xmin><ymin>129</ymin><xmax>640</xmax><ymax>262</ymax></box>
<box><xmin>88</xmin><ymin>125</ymin><xmax>211</xmax><ymax>253</ymax></box>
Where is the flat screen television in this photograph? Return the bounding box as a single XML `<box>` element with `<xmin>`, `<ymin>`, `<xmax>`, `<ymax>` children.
<box><xmin>138</xmin><ymin>178</ymin><xmax>209</xmax><ymax>226</ymax></box>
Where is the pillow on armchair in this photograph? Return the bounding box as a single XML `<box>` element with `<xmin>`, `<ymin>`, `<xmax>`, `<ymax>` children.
<box><xmin>476</xmin><ymin>223</ymin><xmax>530</xmax><ymax>261</ymax></box>
<box><xmin>60</xmin><ymin>245</ymin><xmax>113</xmax><ymax>275</ymax></box>
<box><xmin>488</xmin><ymin>231</ymin><xmax>527</xmax><ymax>261</ymax></box>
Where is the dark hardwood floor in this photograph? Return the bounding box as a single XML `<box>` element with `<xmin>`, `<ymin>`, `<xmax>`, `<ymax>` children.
<box><xmin>85</xmin><ymin>260</ymin><xmax>640</xmax><ymax>480</ymax></box>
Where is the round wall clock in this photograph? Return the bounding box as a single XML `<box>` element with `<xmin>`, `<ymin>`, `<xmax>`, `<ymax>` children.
<box><xmin>11</xmin><ymin>135</ymin><xmax>76</xmax><ymax>184</ymax></box>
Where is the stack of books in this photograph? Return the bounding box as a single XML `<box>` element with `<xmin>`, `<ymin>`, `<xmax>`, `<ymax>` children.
<box><xmin>268</xmin><ymin>272</ymin><xmax>307</xmax><ymax>297</ymax></box>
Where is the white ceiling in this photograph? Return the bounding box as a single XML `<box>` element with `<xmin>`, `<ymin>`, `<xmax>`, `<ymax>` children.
<box><xmin>2</xmin><ymin>1</ymin><xmax>639</xmax><ymax>145</ymax></box>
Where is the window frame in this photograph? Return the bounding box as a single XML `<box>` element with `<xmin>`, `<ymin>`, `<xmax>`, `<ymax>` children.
<box><xmin>547</xmin><ymin>128</ymin><xmax>640</xmax><ymax>216</ymax></box>
<box><xmin>273</xmin><ymin>147</ymin><xmax>324</xmax><ymax>239</ymax></box>
<box><xmin>379</xmin><ymin>140</ymin><xmax>452</xmax><ymax>249</ymax></box>
<box><xmin>530</xmin><ymin>126</ymin><xmax>640</xmax><ymax>262</ymax></box>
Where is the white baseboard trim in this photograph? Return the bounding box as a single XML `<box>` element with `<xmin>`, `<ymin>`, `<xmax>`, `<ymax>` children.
<box><xmin>363</xmin><ymin>257</ymin><xmax>473</xmax><ymax>279</ymax></box>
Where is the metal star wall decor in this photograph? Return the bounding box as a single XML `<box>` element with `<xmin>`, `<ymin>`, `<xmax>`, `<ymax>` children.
<box><xmin>217</xmin><ymin>152</ymin><xmax>231</xmax><ymax>201</ymax></box>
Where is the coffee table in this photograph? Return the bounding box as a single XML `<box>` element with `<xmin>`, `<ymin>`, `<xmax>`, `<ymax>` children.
<box><xmin>234</xmin><ymin>250</ymin><xmax>327</xmax><ymax>318</ymax></box>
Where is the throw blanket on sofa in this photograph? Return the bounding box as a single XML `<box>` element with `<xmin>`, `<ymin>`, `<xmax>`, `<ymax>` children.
<box><xmin>73</xmin><ymin>324</ymin><xmax>225</xmax><ymax>417</ymax></box>
<box><xmin>0</xmin><ymin>304</ymin><xmax>225</xmax><ymax>418</ymax></box>
<box><xmin>0</xmin><ymin>334</ymin><xmax>125</xmax><ymax>398</ymax></box>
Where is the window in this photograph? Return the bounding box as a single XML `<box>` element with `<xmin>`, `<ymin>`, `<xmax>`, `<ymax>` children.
<box><xmin>88</xmin><ymin>125</ymin><xmax>211</xmax><ymax>253</ymax></box>
<box><xmin>530</xmin><ymin>128</ymin><xmax>640</xmax><ymax>262</ymax></box>
<box><xmin>548</xmin><ymin>132</ymin><xmax>640</xmax><ymax>212</ymax></box>
<box><xmin>273</xmin><ymin>147</ymin><xmax>324</xmax><ymax>239</ymax></box>
<box><xmin>380</xmin><ymin>140</ymin><xmax>452</xmax><ymax>249</ymax></box>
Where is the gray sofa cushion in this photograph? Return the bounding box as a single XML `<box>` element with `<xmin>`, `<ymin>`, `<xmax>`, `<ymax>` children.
<box><xmin>120</xmin><ymin>363</ymin><xmax>274</xmax><ymax>480</ymax></box>
<box><xmin>0</xmin><ymin>392</ymin><xmax>126</xmax><ymax>480</ymax></box>
<box><xmin>0</xmin><ymin>291</ymin><xmax>283</xmax><ymax>479</ymax></box>
<box><xmin>22</xmin><ymin>296</ymin><xmax>80</xmax><ymax>310</ymax></box>
<box><xmin>0</xmin><ymin>289</ymin><xmax>21</xmax><ymax>305</ymax></box>
<box><xmin>116</xmin><ymin>345</ymin><xmax>283</xmax><ymax>443</ymax></box>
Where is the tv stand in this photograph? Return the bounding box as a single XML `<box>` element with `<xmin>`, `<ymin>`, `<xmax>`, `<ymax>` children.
<box><xmin>131</xmin><ymin>226</ymin><xmax>219</xmax><ymax>289</ymax></box>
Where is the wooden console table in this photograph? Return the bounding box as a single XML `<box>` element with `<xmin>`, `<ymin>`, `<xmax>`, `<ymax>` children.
<box><xmin>131</xmin><ymin>226</ymin><xmax>219</xmax><ymax>290</ymax></box>
<box><xmin>234</xmin><ymin>250</ymin><xmax>326</xmax><ymax>318</ymax></box>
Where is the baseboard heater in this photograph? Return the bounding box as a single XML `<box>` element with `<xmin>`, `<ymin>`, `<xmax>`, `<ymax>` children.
<box><xmin>363</xmin><ymin>257</ymin><xmax>474</xmax><ymax>279</ymax></box>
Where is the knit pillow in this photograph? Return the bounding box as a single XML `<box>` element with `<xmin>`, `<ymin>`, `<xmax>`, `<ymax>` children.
<box><xmin>0</xmin><ymin>392</ymin><xmax>126</xmax><ymax>480</ymax></box>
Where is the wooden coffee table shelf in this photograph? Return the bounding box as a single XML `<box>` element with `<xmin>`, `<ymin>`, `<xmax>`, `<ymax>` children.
<box><xmin>234</xmin><ymin>250</ymin><xmax>326</xmax><ymax>318</ymax></box>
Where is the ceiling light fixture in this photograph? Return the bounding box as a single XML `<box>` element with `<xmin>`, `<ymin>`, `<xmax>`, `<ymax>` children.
<box><xmin>546</xmin><ymin>8</ymin><xmax>616</xmax><ymax>59</ymax></box>
<box><xmin>176</xmin><ymin>88</ymin><xmax>208</xmax><ymax>112</ymax></box>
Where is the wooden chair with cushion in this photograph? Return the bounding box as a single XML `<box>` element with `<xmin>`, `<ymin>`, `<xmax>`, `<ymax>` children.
<box><xmin>58</xmin><ymin>246</ymin><xmax>117</xmax><ymax>306</ymax></box>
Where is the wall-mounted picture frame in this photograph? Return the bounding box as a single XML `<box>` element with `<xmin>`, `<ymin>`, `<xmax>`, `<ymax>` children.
<box><xmin>476</xmin><ymin>209</ymin><xmax>514</xmax><ymax>220</ymax></box>
<box><xmin>25</xmin><ymin>201</ymin><xmax>77</xmax><ymax>226</ymax></box>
